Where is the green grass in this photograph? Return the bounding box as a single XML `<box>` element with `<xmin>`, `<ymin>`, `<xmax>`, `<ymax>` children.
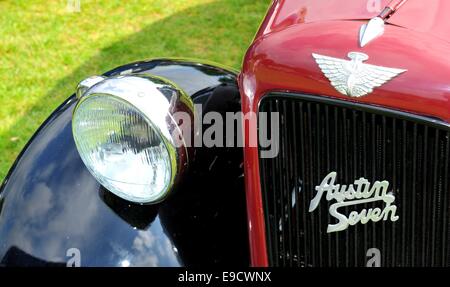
<box><xmin>0</xmin><ymin>0</ymin><xmax>269</xmax><ymax>181</ymax></box>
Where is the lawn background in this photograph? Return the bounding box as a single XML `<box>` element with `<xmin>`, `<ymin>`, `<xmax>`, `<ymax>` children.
<box><xmin>0</xmin><ymin>0</ymin><xmax>269</xmax><ymax>181</ymax></box>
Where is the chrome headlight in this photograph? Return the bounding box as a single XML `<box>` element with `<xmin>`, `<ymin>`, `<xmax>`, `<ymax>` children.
<box><xmin>72</xmin><ymin>74</ymin><xmax>193</xmax><ymax>204</ymax></box>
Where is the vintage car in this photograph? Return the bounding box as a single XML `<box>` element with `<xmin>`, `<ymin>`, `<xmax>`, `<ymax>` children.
<box><xmin>0</xmin><ymin>0</ymin><xmax>449</xmax><ymax>267</ymax></box>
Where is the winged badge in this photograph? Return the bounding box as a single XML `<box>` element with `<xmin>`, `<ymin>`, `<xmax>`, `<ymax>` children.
<box><xmin>312</xmin><ymin>52</ymin><xmax>407</xmax><ymax>98</ymax></box>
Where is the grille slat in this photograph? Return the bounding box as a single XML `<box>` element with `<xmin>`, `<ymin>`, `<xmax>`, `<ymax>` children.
<box><xmin>298</xmin><ymin>102</ymin><xmax>309</xmax><ymax>266</ymax></box>
<box><xmin>259</xmin><ymin>94</ymin><xmax>450</xmax><ymax>267</ymax></box>
<box><xmin>421</xmin><ymin>126</ymin><xmax>428</xmax><ymax>266</ymax></box>
<box><xmin>411</xmin><ymin>123</ymin><xmax>417</xmax><ymax>265</ymax></box>
<box><xmin>291</xmin><ymin>103</ymin><xmax>301</xmax><ymax>267</ymax></box>
<box><xmin>443</xmin><ymin>133</ymin><xmax>450</xmax><ymax>265</ymax></box>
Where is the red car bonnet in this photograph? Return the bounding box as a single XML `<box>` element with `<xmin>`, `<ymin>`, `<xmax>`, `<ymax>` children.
<box><xmin>258</xmin><ymin>0</ymin><xmax>450</xmax><ymax>44</ymax></box>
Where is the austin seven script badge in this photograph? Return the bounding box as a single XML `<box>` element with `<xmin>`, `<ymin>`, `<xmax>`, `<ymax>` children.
<box><xmin>309</xmin><ymin>172</ymin><xmax>399</xmax><ymax>233</ymax></box>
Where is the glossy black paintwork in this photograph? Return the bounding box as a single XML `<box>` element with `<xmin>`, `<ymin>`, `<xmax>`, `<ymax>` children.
<box><xmin>0</xmin><ymin>60</ymin><xmax>248</xmax><ymax>266</ymax></box>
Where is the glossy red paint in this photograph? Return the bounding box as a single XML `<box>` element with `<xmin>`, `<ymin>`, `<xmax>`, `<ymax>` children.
<box><xmin>257</xmin><ymin>0</ymin><xmax>450</xmax><ymax>43</ymax></box>
<box><xmin>240</xmin><ymin>0</ymin><xmax>450</xmax><ymax>266</ymax></box>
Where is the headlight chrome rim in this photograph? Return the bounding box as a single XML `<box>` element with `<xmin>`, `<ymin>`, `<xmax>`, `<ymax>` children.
<box><xmin>72</xmin><ymin>73</ymin><xmax>193</xmax><ymax>204</ymax></box>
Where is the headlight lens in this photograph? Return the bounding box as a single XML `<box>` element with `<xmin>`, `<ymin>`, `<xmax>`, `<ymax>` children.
<box><xmin>73</xmin><ymin>95</ymin><xmax>172</xmax><ymax>203</ymax></box>
<box><xmin>72</xmin><ymin>74</ymin><xmax>192</xmax><ymax>204</ymax></box>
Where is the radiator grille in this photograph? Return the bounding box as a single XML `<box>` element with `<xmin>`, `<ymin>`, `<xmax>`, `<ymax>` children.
<box><xmin>258</xmin><ymin>93</ymin><xmax>450</xmax><ymax>267</ymax></box>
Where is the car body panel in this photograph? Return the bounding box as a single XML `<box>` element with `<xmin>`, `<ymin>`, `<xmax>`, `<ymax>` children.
<box><xmin>0</xmin><ymin>60</ymin><xmax>249</xmax><ymax>266</ymax></box>
<box><xmin>258</xmin><ymin>0</ymin><xmax>450</xmax><ymax>43</ymax></box>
